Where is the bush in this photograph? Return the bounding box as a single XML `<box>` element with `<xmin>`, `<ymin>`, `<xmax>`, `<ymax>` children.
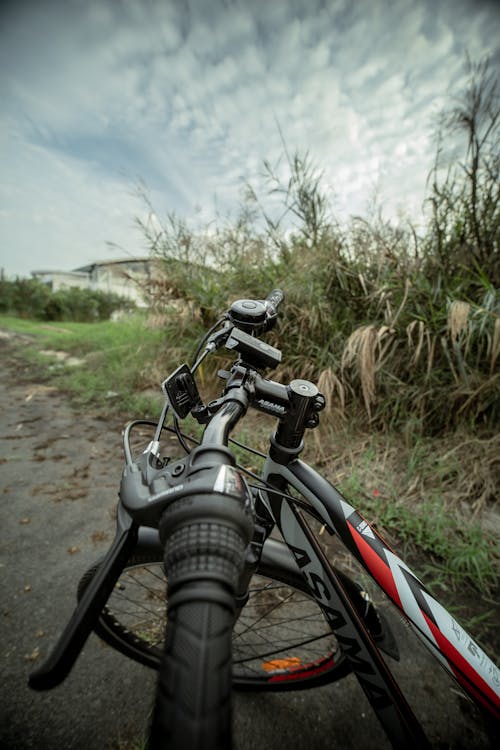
<box><xmin>0</xmin><ymin>278</ymin><xmax>52</xmax><ymax>318</ymax></box>
<box><xmin>0</xmin><ymin>278</ymin><xmax>134</xmax><ymax>322</ymax></box>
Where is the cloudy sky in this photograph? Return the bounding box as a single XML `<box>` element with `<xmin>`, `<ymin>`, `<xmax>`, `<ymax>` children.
<box><xmin>1</xmin><ymin>0</ymin><xmax>499</xmax><ymax>278</ymax></box>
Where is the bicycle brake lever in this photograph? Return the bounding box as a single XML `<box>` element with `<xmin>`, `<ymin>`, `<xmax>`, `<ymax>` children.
<box><xmin>206</xmin><ymin>321</ymin><xmax>234</xmax><ymax>350</ymax></box>
<box><xmin>28</xmin><ymin>520</ymin><xmax>138</xmax><ymax>690</ymax></box>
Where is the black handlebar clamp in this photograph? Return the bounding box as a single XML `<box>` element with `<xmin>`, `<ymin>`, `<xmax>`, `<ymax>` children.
<box><xmin>271</xmin><ymin>379</ymin><xmax>325</xmax><ymax>462</ymax></box>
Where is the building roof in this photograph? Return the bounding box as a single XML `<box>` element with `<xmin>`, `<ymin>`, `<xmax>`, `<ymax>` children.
<box><xmin>31</xmin><ymin>269</ymin><xmax>89</xmax><ymax>277</ymax></box>
<box><xmin>73</xmin><ymin>257</ymin><xmax>154</xmax><ymax>273</ymax></box>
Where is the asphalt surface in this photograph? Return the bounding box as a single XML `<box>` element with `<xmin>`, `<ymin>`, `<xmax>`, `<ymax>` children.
<box><xmin>0</xmin><ymin>332</ymin><xmax>496</xmax><ymax>749</ymax></box>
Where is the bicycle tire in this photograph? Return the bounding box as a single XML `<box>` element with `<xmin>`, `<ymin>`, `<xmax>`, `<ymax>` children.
<box><xmin>148</xmin><ymin>589</ymin><xmax>234</xmax><ymax>750</ymax></box>
<box><xmin>78</xmin><ymin>552</ymin><xmax>352</xmax><ymax>691</ymax></box>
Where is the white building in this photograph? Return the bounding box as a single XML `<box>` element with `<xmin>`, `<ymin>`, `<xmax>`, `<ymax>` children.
<box><xmin>31</xmin><ymin>257</ymin><xmax>157</xmax><ymax>307</ymax></box>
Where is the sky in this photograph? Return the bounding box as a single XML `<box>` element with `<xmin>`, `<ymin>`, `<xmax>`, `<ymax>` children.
<box><xmin>1</xmin><ymin>0</ymin><xmax>499</xmax><ymax>278</ymax></box>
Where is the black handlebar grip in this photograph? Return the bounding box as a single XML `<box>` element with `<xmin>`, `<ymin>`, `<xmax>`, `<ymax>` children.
<box><xmin>265</xmin><ymin>289</ymin><xmax>285</xmax><ymax>314</ymax></box>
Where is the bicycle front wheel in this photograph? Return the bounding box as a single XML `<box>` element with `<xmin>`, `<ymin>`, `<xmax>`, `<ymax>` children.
<box><xmin>78</xmin><ymin>553</ymin><xmax>349</xmax><ymax>691</ymax></box>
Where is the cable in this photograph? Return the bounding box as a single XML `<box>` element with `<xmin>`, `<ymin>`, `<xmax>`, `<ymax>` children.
<box><xmin>162</xmin><ymin>425</ymin><xmax>200</xmax><ymax>446</ymax></box>
<box><xmin>153</xmin><ymin>398</ymin><xmax>170</xmax><ymax>445</ymax></box>
<box><xmin>229</xmin><ymin>437</ymin><xmax>267</xmax><ymax>459</ymax></box>
<box><xmin>191</xmin><ymin>315</ymin><xmax>227</xmax><ymax>365</ymax></box>
<box><xmin>172</xmin><ymin>415</ymin><xmax>192</xmax><ymax>454</ymax></box>
<box><xmin>123</xmin><ymin>419</ymin><xmax>162</xmax><ymax>466</ymax></box>
<box><xmin>246</xmin><ymin>482</ymin><xmax>326</xmax><ymax>521</ymax></box>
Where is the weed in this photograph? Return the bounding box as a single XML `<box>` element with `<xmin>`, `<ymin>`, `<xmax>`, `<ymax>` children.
<box><xmin>330</xmin><ymin>429</ymin><xmax>499</xmax><ymax>596</ymax></box>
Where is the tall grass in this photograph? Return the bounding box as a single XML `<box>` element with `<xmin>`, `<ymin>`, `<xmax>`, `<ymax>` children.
<box><xmin>137</xmin><ymin>60</ymin><xmax>498</xmax><ymax>436</ymax></box>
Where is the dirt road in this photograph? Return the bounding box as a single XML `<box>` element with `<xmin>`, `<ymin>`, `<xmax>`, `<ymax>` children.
<box><xmin>0</xmin><ymin>333</ymin><xmax>496</xmax><ymax>749</ymax></box>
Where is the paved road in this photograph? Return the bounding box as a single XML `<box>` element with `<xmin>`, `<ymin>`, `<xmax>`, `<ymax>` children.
<box><xmin>0</xmin><ymin>333</ymin><xmax>496</xmax><ymax>749</ymax></box>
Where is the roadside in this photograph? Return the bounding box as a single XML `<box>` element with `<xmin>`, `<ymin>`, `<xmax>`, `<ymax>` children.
<box><xmin>0</xmin><ymin>333</ymin><xmax>155</xmax><ymax>749</ymax></box>
<box><xmin>0</xmin><ymin>331</ymin><xmax>497</xmax><ymax>749</ymax></box>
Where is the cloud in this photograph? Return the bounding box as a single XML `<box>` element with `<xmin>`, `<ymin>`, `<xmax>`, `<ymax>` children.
<box><xmin>0</xmin><ymin>137</ymin><xmax>149</xmax><ymax>272</ymax></box>
<box><xmin>0</xmin><ymin>0</ymin><xmax>499</xmax><ymax>276</ymax></box>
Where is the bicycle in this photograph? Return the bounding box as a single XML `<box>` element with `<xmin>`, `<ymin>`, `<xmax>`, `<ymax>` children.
<box><xmin>29</xmin><ymin>289</ymin><xmax>499</xmax><ymax>748</ymax></box>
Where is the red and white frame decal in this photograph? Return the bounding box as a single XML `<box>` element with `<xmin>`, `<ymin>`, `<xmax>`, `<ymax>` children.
<box><xmin>345</xmin><ymin>506</ymin><xmax>500</xmax><ymax>718</ymax></box>
<box><xmin>264</xmin><ymin>458</ymin><xmax>500</xmax><ymax>718</ymax></box>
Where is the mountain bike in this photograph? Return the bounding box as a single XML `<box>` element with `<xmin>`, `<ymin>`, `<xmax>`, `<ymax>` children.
<box><xmin>29</xmin><ymin>290</ymin><xmax>499</xmax><ymax>748</ymax></box>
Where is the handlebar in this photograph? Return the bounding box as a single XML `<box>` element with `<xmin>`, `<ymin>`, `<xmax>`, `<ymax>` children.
<box><xmin>120</xmin><ymin>289</ymin><xmax>325</xmax><ymax>529</ymax></box>
<box><xmin>265</xmin><ymin>288</ymin><xmax>285</xmax><ymax>313</ymax></box>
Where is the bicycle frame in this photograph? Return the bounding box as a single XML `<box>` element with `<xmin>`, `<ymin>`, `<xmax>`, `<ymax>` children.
<box><xmin>260</xmin><ymin>456</ymin><xmax>500</xmax><ymax>735</ymax></box>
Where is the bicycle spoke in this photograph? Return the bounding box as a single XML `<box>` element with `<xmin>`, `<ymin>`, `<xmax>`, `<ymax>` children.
<box><xmin>95</xmin><ymin>563</ymin><xmax>339</xmax><ymax>684</ymax></box>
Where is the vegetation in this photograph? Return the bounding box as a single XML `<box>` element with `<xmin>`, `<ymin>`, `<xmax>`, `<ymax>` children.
<box><xmin>0</xmin><ymin>276</ymin><xmax>134</xmax><ymax>322</ymax></box>
<box><xmin>137</xmin><ymin>58</ymin><xmax>499</xmax><ymax>439</ymax></box>
<box><xmin>131</xmin><ymin>57</ymin><xmax>500</xmax><ymax>625</ymax></box>
<box><xmin>0</xmin><ymin>314</ymin><xmax>170</xmax><ymax>417</ymax></box>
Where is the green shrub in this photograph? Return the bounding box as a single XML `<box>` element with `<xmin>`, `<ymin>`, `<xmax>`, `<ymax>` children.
<box><xmin>0</xmin><ymin>278</ymin><xmax>52</xmax><ymax>318</ymax></box>
<box><xmin>0</xmin><ymin>278</ymin><xmax>134</xmax><ymax>322</ymax></box>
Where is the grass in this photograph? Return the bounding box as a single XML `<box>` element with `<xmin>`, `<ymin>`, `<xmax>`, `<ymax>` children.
<box><xmin>320</xmin><ymin>427</ymin><xmax>500</xmax><ymax>594</ymax></box>
<box><xmin>221</xmin><ymin>409</ymin><xmax>499</xmax><ymax>606</ymax></box>
<box><xmin>300</xmin><ymin>424</ymin><xmax>499</xmax><ymax>658</ymax></box>
<box><xmin>0</xmin><ymin>312</ymin><xmax>193</xmax><ymax>417</ymax></box>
